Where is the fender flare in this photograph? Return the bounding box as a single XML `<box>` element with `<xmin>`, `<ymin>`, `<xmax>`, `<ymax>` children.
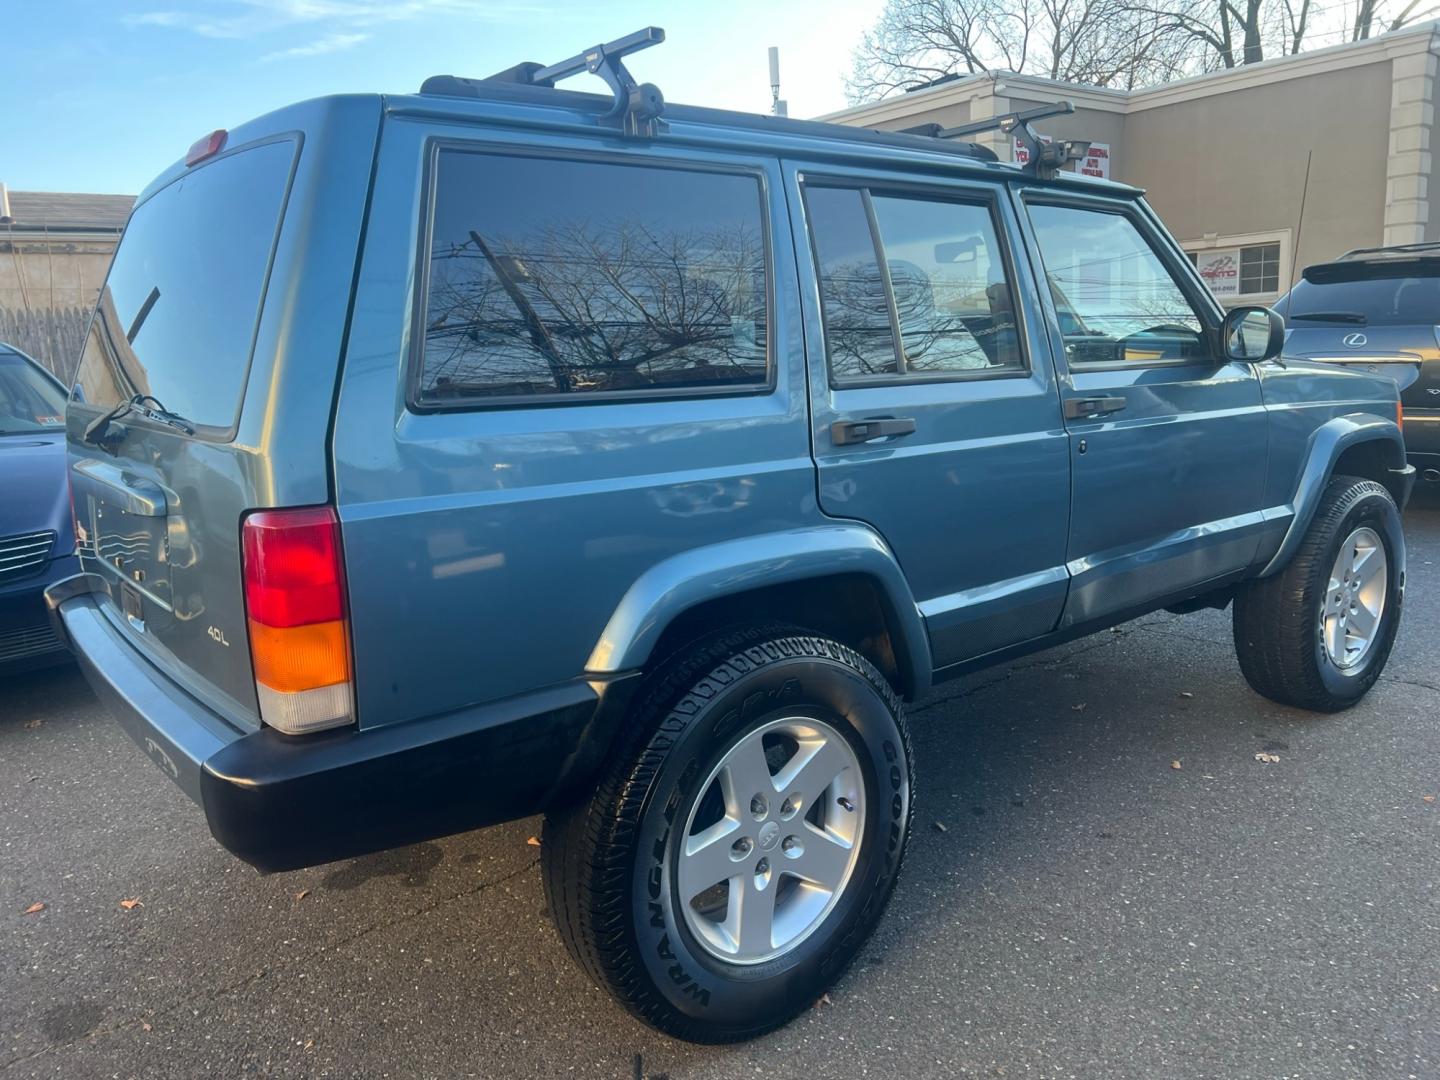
<box><xmin>585</xmin><ymin>524</ymin><xmax>932</xmax><ymax>697</ymax></box>
<box><xmin>1259</xmin><ymin>413</ymin><xmax>1408</xmax><ymax>578</ymax></box>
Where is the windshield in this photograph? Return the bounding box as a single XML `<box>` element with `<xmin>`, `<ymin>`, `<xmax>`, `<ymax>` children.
<box><xmin>72</xmin><ymin>139</ymin><xmax>296</xmax><ymax>433</ymax></box>
<box><xmin>1276</xmin><ymin>273</ymin><xmax>1440</xmax><ymax>326</ymax></box>
<box><xmin>0</xmin><ymin>351</ymin><xmax>67</xmax><ymax>436</ymax></box>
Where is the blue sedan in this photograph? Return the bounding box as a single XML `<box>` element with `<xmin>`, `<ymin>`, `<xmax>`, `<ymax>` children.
<box><xmin>0</xmin><ymin>343</ymin><xmax>77</xmax><ymax>673</ymax></box>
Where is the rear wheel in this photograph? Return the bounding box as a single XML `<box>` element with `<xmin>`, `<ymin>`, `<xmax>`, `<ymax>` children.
<box><xmin>1233</xmin><ymin>476</ymin><xmax>1404</xmax><ymax>711</ymax></box>
<box><xmin>541</xmin><ymin>627</ymin><xmax>913</xmax><ymax>1043</ymax></box>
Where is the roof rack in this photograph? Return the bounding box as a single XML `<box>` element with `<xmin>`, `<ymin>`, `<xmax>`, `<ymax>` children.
<box><xmin>1336</xmin><ymin>241</ymin><xmax>1440</xmax><ymax>261</ymax></box>
<box><xmin>909</xmin><ymin>100</ymin><xmax>1087</xmax><ymax>179</ymax></box>
<box><xmin>466</xmin><ymin>26</ymin><xmax>668</xmax><ymax>137</ymax></box>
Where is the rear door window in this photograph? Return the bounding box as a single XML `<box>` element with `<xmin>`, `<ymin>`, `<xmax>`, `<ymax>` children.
<box><xmin>804</xmin><ymin>183</ymin><xmax>1024</xmax><ymax>385</ymax></box>
<box><xmin>74</xmin><ymin>140</ymin><xmax>296</xmax><ymax>433</ymax></box>
<box><xmin>415</xmin><ymin>149</ymin><xmax>770</xmax><ymax>406</ymax></box>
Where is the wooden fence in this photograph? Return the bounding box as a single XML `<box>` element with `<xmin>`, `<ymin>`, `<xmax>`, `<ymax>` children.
<box><xmin>0</xmin><ymin>307</ymin><xmax>88</xmax><ymax>383</ymax></box>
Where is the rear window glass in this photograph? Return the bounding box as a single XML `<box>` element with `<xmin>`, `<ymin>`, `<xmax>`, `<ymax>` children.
<box><xmin>1276</xmin><ymin>273</ymin><xmax>1440</xmax><ymax>326</ymax></box>
<box><xmin>73</xmin><ymin>140</ymin><xmax>295</xmax><ymax>431</ymax></box>
<box><xmin>416</xmin><ymin>150</ymin><xmax>769</xmax><ymax>404</ymax></box>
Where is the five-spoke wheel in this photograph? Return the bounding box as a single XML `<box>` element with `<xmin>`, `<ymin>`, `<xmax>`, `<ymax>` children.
<box><xmin>1320</xmin><ymin>525</ymin><xmax>1388</xmax><ymax>670</ymax></box>
<box><xmin>678</xmin><ymin>717</ymin><xmax>865</xmax><ymax>964</ymax></box>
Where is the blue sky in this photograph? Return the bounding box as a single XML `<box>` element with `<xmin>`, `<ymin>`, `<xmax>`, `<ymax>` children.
<box><xmin>2</xmin><ymin>0</ymin><xmax>884</xmax><ymax>195</ymax></box>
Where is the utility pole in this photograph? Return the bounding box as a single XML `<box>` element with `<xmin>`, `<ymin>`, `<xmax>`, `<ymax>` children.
<box><xmin>768</xmin><ymin>47</ymin><xmax>787</xmax><ymax>117</ymax></box>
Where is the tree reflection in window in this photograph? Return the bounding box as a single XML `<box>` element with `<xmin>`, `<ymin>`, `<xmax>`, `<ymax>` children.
<box><xmin>807</xmin><ymin>185</ymin><xmax>1023</xmax><ymax>383</ymax></box>
<box><xmin>419</xmin><ymin>152</ymin><xmax>769</xmax><ymax>402</ymax></box>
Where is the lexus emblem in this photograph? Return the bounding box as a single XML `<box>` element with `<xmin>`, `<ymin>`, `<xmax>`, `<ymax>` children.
<box><xmin>1342</xmin><ymin>332</ymin><xmax>1368</xmax><ymax>348</ymax></box>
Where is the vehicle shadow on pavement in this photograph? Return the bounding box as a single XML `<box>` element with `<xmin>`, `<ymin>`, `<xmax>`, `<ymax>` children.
<box><xmin>0</xmin><ymin>662</ymin><xmax>82</xmax><ymax>726</ymax></box>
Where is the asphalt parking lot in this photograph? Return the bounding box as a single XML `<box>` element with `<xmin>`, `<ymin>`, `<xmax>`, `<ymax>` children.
<box><xmin>4</xmin><ymin>498</ymin><xmax>1438</xmax><ymax>1080</ymax></box>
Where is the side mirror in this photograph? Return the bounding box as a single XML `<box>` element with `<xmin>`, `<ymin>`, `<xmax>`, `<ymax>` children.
<box><xmin>1222</xmin><ymin>305</ymin><xmax>1285</xmax><ymax>363</ymax></box>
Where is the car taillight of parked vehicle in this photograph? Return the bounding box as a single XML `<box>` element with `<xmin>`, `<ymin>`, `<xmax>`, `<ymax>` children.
<box><xmin>241</xmin><ymin>507</ymin><xmax>354</xmax><ymax>735</ymax></box>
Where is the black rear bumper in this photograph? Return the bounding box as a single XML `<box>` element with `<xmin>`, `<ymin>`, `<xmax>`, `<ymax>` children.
<box><xmin>202</xmin><ymin>680</ymin><xmax>626</xmax><ymax>871</ymax></box>
<box><xmin>47</xmin><ymin>575</ymin><xmax>634</xmax><ymax>872</ymax></box>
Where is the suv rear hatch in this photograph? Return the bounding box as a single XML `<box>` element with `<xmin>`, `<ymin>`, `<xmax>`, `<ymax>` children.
<box><xmin>69</xmin><ymin>138</ymin><xmax>297</xmax><ymax>725</ymax></box>
<box><xmin>1276</xmin><ymin>255</ymin><xmax>1440</xmax><ymax>405</ymax></box>
<box><xmin>66</xmin><ymin>99</ymin><xmax>380</xmax><ymax>731</ymax></box>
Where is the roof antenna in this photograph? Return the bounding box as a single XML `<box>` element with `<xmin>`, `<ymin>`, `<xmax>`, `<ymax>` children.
<box><xmin>768</xmin><ymin>47</ymin><xmax>788</xmax><ymax>117</ymax></box>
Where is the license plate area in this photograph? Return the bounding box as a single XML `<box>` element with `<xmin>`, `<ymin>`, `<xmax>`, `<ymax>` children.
<box><xmin>87</xmin><ymin>499</ymin><xmax>173</xmax><ymax>611</ymax></box>
<box><xmin>120</xmin><ymin>582</ymin><xmax>145</xmax><ymax>632</ymax></box>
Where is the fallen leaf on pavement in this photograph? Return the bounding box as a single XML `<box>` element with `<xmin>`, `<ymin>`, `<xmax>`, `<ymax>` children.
<box><xmin>119</xmin><ymin>898</ymin><xmax>142</xmax><ymax>910</ymax></box>
<box><xmin>24</xmin><ymin>719</ymin><xmax>42</xmax><ymax>729</ymax></box>
<box><xmin>140</xmin><ymin>1020</ymin><xmax>152</xmax><ymax>1033</ymax></box>
<box><xmin>1254</xmin><ymin>752</ymin><xmax>1280</xmax><ymax>764</ymax></box>
<box><xmin>22</xmin><ymin>902</ymin><xmax>44</xmax><ymax>915</ymax></box>
<box><xmin>1424</xmin><ymin>795</ymin><xmax>1436</xmax><ymax>804</ymax></box>
<box><xmin>295</xmin><ymin>889</ymin><xmax>310</xmax><ymax>901</ymax></box>
<box><xmin>931</xmin><ymin>821</ymin><xmax>947</xmax><ymax>832</ymax></box>
<box><xmin>526</xmin><ymin>836</ymin><xmax>540</xmax><ymax>847</ymax></box>
<box><xmin>1170</xmin><ymin>760</ymin><xmax>1182</xmax><ymax>770</ymax></box>
<box><xmin>814</xmin><ymin>992</ymin><xmax>833</xmax><ymax>1008</ymax></box>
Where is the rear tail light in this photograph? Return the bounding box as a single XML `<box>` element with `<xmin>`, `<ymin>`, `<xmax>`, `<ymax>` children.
<box><xmin>241</xmin><ymin>507</ymin><xmax>354</xmax><ymax>735</ymax></box>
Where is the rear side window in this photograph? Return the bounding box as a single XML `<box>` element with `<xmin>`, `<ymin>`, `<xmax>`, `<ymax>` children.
<box><xmin>74</xmin><ymin>140</ymin><xmax>295</xmax><ymax>432</ymax></box>
<box><xmin>415</xmin><ymin>150</ymin><xmax>770</xmax><ymax>405</ymax></box>
<box><xmin>805</xmin><ymin>183</ymin><xmax>1024</xmax><ymax>386</ymax></box>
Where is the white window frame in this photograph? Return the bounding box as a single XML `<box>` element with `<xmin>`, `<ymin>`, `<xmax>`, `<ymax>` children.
<box><xmin>1180</xmin><ymin>228</ymin><xmax>1292</xmax><ymax>307</ymax></box>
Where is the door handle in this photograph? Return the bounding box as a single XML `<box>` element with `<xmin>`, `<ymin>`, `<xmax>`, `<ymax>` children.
<box><xmin>1063</xmin><ymin>396</ymin><xmax>1127</xmax><ymax>420</ymax></box>
<box><xmin>831</xmin><ymin>417</ymin><xmax>918</xmax><ymax>446</ymax></box>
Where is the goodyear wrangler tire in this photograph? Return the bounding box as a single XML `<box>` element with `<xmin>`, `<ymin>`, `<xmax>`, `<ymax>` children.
<box><xmin>540</xmin><ymin>626</ymin><xmax>913</xmax><ymax>1043</ymax></box>
<box><xmin>1233</xmin><ymin>476</ymin><xmax>1404</xmax><ymax>712</ymax></box>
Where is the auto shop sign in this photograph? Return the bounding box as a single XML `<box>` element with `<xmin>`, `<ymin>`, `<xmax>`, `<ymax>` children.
<box><xmin>1194</xmin><ymin>249</ymin><xmax>1241</xmax><ymax>297</ymax></box>
<box><xmin>1013</xmin><ymin>138</ymin><xmax>1111</xmax><ymax>179</ymax></box>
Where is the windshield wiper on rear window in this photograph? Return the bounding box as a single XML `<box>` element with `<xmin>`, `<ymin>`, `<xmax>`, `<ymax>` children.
<box><xmin>1287</xmin><ymin>311</ymin><xmax>1368</xmax><ymax>323</ymax></box>
<box><xmin>82</xmin><ymin>393</ymin><xmax>195</xmax><ymax>452</ymax></box>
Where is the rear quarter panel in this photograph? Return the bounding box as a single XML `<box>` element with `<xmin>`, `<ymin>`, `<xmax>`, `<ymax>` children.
<box><xmin>332</xmin><ymin>107</ymin><xmax>817</xmax><ymax>728</ymax></box>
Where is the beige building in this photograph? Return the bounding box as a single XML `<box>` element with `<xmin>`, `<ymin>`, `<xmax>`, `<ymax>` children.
<box><xmin>824</xmin><ymin>23</ymin><xmax>1440</xmax><ymax>308</ymax></box>
<box><xmin>1</xmin><ymin>187</ymin><xmax>133</xmax><ymax>380</ymax></box>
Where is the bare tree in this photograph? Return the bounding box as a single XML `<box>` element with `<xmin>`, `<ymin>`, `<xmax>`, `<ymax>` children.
<box><xmin>846</xmin><ymin>0</ymin><xmax>1195</xmax><ymax>101</ymax></box>
<box><xmin>1353</xmin><ymin>0</ymin><xmax>1439</xmax><ymax>39</ymax></box>
<box><xmin>848</xmin><ymin>0</ymin><xmax>1440</xmax><ymax>100</ymax></box>
<box><xmin>421</xmin><ymin>219</ymin><xmax>767</xmax><ymax>396</ymax></box>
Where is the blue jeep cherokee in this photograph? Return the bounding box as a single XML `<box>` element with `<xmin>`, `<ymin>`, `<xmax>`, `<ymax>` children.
<box><xmin>48</xmin><ymin>30</ymin><xmax>1414</xmax><ymax>1042</ymax></box>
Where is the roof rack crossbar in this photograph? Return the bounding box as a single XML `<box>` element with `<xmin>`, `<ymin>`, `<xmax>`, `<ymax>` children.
<box><xmin>1337</xmin><ymin>241</ymin><xmax>1440</xmax><ymax>261</ymax></box>
<box><xmin>486</xmin><ymin>27</ymin><xmax>668</xmax><ymax>137</ymax></box>
<box><xmin>936</xmin><ymin>100</ymin><xmax>1088</xmax><ymax>179</ymax></box>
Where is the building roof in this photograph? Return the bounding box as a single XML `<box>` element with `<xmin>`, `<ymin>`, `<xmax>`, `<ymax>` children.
<box><xmin>1</xmin><ymin>190</ymin><xmax>134</xmax><ymax>232</ymax></box>
<box><xmin>823</xmin><ymin>19</ymin><xmax>1440</xmax><ymax>124</ymax></box>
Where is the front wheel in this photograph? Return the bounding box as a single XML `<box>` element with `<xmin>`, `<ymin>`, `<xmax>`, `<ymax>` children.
<box><xmin>541</xmin><ymin>628</ymin><xmax>913</xmax><ymax>1043</ymax></box>
<box><xmin>1233</xmin><ymin>475</ymin><xmax>1405</xmax><ymax>712</ymax></box>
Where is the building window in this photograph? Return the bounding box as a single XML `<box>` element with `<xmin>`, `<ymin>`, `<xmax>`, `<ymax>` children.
<box><xmin>416</xmin><ymin>149</ymin><xmax>770</xmax><ymax>405</ymax></box>
<box><xmin>1240</xmin><ymin>243</ymin><xmax>1280</xmax><ymax>294</ymax></box>
<box><xmin>1186</xmin><ymin>240</ymin><xmax>1284</xmax><ymax>299</ymax></box>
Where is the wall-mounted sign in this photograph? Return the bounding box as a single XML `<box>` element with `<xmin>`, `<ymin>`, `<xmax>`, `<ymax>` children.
<box><xmin>1013</xmin><ymin>138</ymin><xmax>1111</xmax><ymax>179</ymax></box>
<box><xmin>1193</xmin><ymin>248</ymin><xmax>1241</xmax><ymax>297</ymax></box>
